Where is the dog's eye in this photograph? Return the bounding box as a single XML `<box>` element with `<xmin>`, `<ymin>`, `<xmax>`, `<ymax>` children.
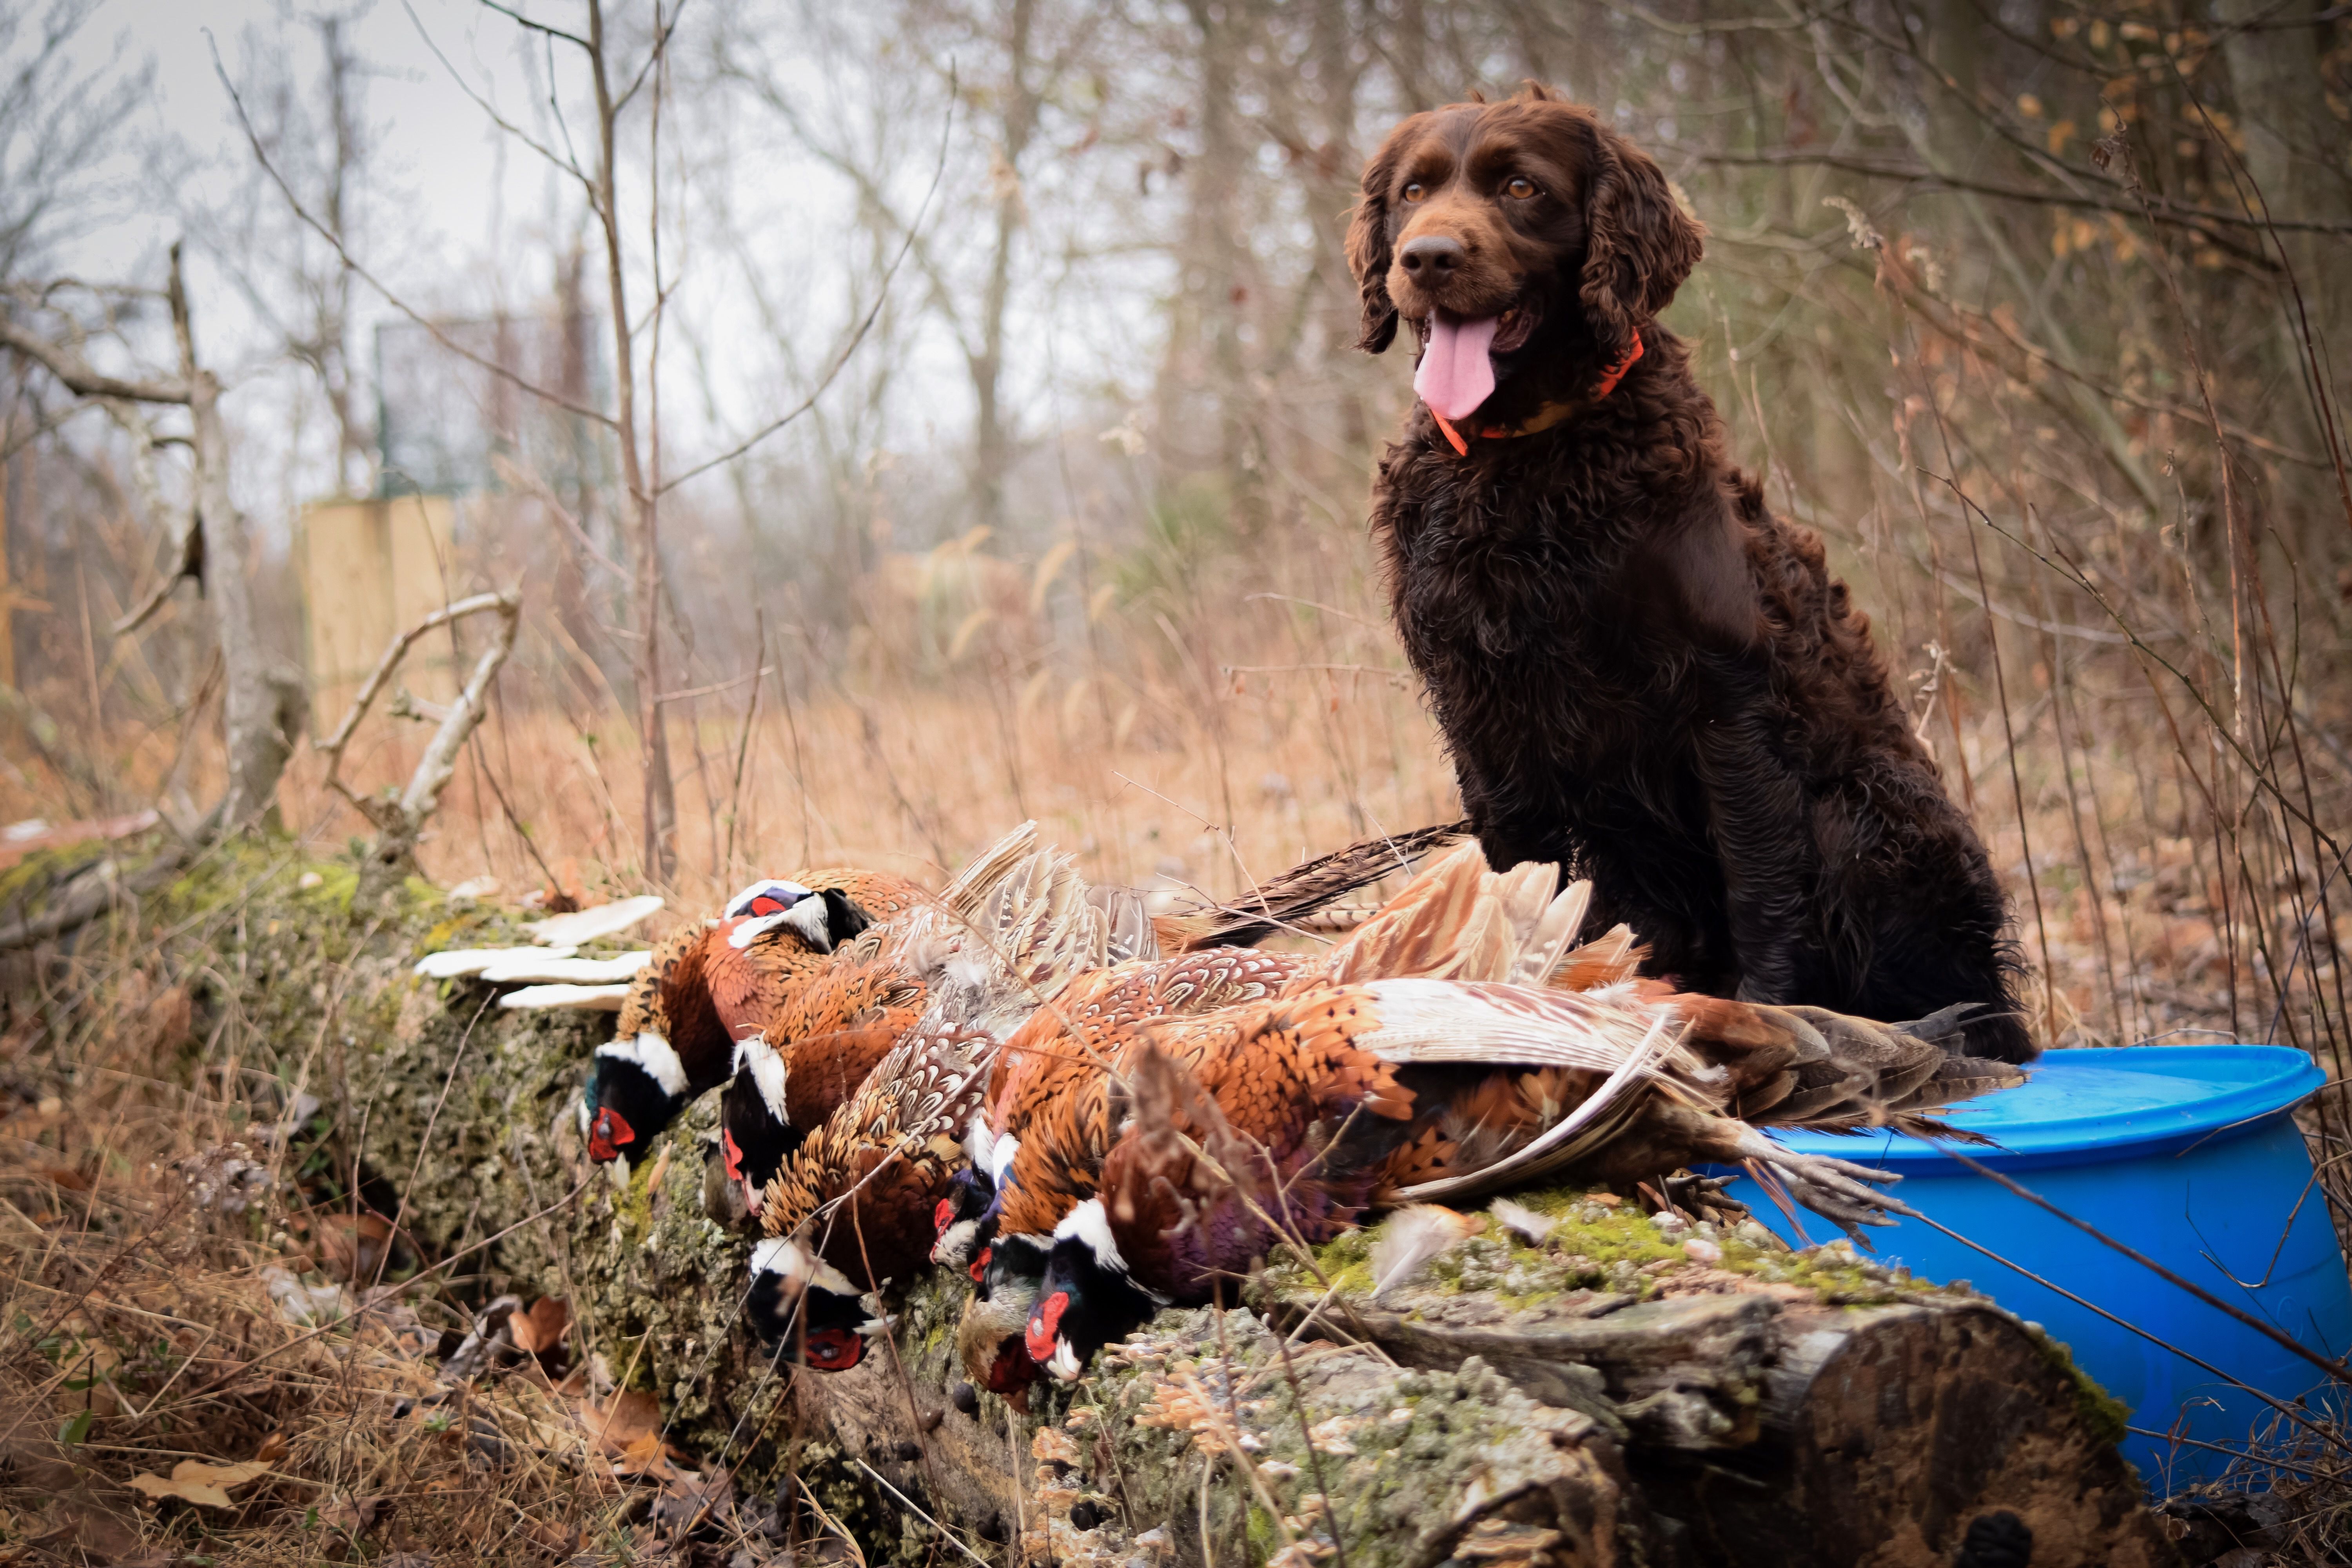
<box><xmin>1505</xmin><ymin>177</ymin><xmax>1539</xmax><ymax>199</ymax></box>
<box><xmin>1402</xmin><ymin>182</ymin><xmax>1426</xmax><ymax>202</ymax></box>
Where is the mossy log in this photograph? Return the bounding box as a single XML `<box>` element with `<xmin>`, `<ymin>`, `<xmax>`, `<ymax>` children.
<box><xmin>25</xmin><ymin>844</ymin><xmax>2184</xmax><ymax>1568</ymax></box>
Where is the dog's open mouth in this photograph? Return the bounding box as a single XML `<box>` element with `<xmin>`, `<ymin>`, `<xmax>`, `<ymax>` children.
<box><xmin>1413</xmin><ymin>303</ymin><xmax>1541</xmax><ymax>421</ymax></box>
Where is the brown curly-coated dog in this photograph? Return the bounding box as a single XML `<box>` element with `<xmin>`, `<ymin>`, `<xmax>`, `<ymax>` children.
<box><xmin>1350</xmin><ymin>85</ymin><xmax>2031</xmax><ymax>1061</ymax></box>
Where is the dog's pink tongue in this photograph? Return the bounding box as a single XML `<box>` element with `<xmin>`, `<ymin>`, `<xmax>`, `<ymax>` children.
<box><xmin>1414</xmin><ymin>314</ymin><xmax>1501</xmax><ymax>422</ymax></box>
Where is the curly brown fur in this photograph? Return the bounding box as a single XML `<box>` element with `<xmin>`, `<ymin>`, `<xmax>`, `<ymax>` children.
<box><xmin>1349</xmin><ymin>86</ymin><xmax>2031</xmax><ymax>1062</ymax></box>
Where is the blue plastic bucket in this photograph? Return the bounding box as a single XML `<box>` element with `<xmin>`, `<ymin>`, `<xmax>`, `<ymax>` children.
<box><xmin>1717</xmin><ymin>1044</ymin><xmax>2351</xmax><ymax>1488</ymax></box>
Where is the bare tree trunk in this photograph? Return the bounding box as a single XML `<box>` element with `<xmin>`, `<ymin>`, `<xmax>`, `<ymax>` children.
<box><xmin>586</xmin><ymin>0</ymin><xmax>679</xmax><ymax>886</ymax></box>
<box><xmin>1159</xmin><ymin>0</ymin><xmax>1255</xmax><ymax>503</ymax></box>
<box><xmin>172</xmin><ymin>245</ymin><xmax>298</xmax><ymax>832</ymax></box>
<box><xmin>968</xmin><ymin>0</ymin><xmax>1039</xmax><ymax>541</ymax></box>
<box><xmin>2214</xmin><ymin>0</ymin><xmax>2352</xmax><ymax>554</ymax></box>
<box><xmin>316</xmin><ymin>12</ymin><xmax>366</xmax><ymax>495</ymax></box>
<box><xmin>0</xmin><ymin>245</ymin><xmax>294</xmax><ymax>850</ymax></box>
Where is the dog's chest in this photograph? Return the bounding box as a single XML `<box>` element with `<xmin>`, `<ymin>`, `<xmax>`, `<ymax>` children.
<box><xmin>1386</xmin><ymin>475</ymin><xmax>1670</xmax><ymax>681</ymax></box>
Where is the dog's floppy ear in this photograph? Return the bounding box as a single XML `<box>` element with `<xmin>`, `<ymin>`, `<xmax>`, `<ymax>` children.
<box><xmin>1577</xmin><ymin>120</ymin><xmax>1704</xmax><ymax>363</ymax></box>
<box><xmin>1346</xmin><ymin>138</ymin><xmax>1404</xmax><ymax>354</ymax></box>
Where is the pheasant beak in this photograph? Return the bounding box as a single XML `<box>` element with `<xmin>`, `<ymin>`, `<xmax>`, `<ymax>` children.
<box><xmin>1024</xmin><ymin>1290</ymin><xmax>1069</xmax><ymax>1367</ymax></box>
<box><xmin>587</xmin><ymin>1106</ymin><xmax>634</xmax><ymax>1163</ymax></box>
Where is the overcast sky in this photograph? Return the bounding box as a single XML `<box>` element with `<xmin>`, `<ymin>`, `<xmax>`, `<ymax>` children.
<box><xmin>39</xmin><ymin>0</ymin><xmax>1101</xmax><ymax>530</ymax></box>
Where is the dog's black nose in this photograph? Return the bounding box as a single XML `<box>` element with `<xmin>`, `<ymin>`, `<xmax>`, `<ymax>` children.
<box><xmin>1399</xmin><ymin>234</ymin><xmax>1465</xmax><ymax>278</ymax></box>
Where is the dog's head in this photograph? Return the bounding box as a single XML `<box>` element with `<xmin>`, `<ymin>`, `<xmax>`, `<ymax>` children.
<box><xmin>1347</xmin><ymin>86</ymin><xmax>1702</xmax><ymax>421</ymax></box>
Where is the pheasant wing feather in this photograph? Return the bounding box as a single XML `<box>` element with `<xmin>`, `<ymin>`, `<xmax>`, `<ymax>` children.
<box><xmin>1355</xmin><ymin>978</ymin><xmax>1687</xmax><ymax>1076</ymax></box>
<box><xmin>942</xmin><ymin>822</ymin><xmax>1042</xmax><ymax>919</ymax></box>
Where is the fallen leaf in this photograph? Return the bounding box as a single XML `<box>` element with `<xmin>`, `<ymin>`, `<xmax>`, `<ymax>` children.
<box><xmin>253</xmin><ymin>1429</ymin><xmax>289</xmax><ymax>1465</ymax></box>
<box><xmin>319</xmin><ymin>1493</ymin><xmax>379</xmax><ymax>1538</ymax></box>
<box><xmin>507</xmin><ymin>1297</ymin><xmax>569</xmax><ymax>1356</ymax></box>
<box><xmin>127</xmin><ymin>1459</ymin><xmax>272</xmax><ymax>1508</ymax></box>
<box><xmin>297</xmin><ymin>1211</ymin><xmax>398</xmax><ymax>1282</ymax></box>
<box><xmin>580</xmin><ymin>1389</ymin><xmax>661</xmax><ymax>1454</ymax></box>
<box><xmin>651</xmin><ymin>1466</ymin><xmax>733</xmax><ymax>1532</ymax></box>
<box><xmin>615</xmin><ymin>1431</ymin><xmax>681</xmax><ymax>1481</ymax></box>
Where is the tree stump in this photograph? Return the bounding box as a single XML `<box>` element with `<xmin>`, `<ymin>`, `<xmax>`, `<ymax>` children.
<box><xmin>1249</xmin><ymin>1210</ymin><xmax>2175</xmax><ymax>1568</ymax></box>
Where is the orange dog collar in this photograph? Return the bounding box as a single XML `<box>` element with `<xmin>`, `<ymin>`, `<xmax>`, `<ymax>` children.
<box><xmin>1430</xmin><ymin>331</ymin><xmax>1644</xmax><ymax>458</ymax></box>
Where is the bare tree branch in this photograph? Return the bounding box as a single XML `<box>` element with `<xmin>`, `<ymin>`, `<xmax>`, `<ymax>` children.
<box><xmin>1679</xmin><ymin>144</ymin><xmax>2352</xmax><ymax>241</ymax></box>
<box><xmin>315</xmin><ymin>590</ymin><xmax>523</xmax><ymax>867</ymax></box>
<box><xmin>208</xmin><ymin>33</ymin><xmax>617</xmax><ymax>431</ymax></box>
<box><xmin>658</xmin><ymin>64</ymin><xmax>955</xmax><ymax>494</ymax></box>
<box><xmin>0</xmin><ymin>312</ymin><xmax>189</xmax><ymax>403</ymax></box>
<box><xmin>476</xmin><ymin>0</ymin><xmax>590</xmax><ymax>50</ymax></box>
<box><xmin>403</xmin><ymin>0</ymin><xmax>595</xmax><ymax>197</ymax></box>
<box><xmin>105</xmin><ymin>399</ymin><xmax>204</xmax><ymax>635</ymax></box>
<box><xmin>612</xmin><ymin>0</ymin><xmax>690</xmax><ymax>116</ymax></box>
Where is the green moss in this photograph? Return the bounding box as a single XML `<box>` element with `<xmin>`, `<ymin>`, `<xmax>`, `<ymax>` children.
<box><xmin>614</xmin><ymin>1154</ymin><xmax>659</xmax><ymax>1245</ymax></box>
<box><xmin>1308</xmin><ymin>1224</ymin><xmax>1378</xmax><ymax>1295</ymax></box>
<box><xmin>1288</xmin><ymin>1187</ymin><xmax>1943</xmax><ymax>1310</ymax></box>
<box><xmin>0</xmin><ymin>841</ymin><xmax>113</xmax><ymax>915</ymax></box>
<box><xmin>2024</xmin><ymin>1324</ymin><xmax>2131</xmax><ymax>1447</ymax></box>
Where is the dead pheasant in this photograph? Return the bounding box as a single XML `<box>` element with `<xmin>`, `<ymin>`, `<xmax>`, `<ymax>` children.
<box><xmin>720</xmin><ymin>823</ymin><xmax>1466</xmax><ymax>1212</ymax></box>
<box><xmin>946</xmin><ymin>839</ymin><xmax>1593</xmax><ymax>1388</ymax></box>
<box><xmin>916</xmin><ymin>842</ymin><xmax>2025</xmax><ymax>1379</ymax></box>
<box><xmin>1023</xmin><ymin>974</ymin><xmax>2019</xmax><ymax>1378</ymax></box>
<box><xmin>578</xmin><ymin>869</ymin><xmax>924</xmax><ymax>1165</ymax></box>
<box><xmin>719</xmin><ymin>824</ymin><xmax>1058</xmax><ymax>1210</ymax></box>
<box><xmin>739</xmin><ymin>825</ymin><xmax>1475</xmax><ymax>1368</ymax></box>
<box><xmin>742</xmin><ymin>833</ymin><xmax>1128</xmax><ymax>1366</ymax></box>
<box><xmin>942</xmin><ymin>946</ymin><xmax>1315</xmax><ymax>1400</ymax></box>
<box><xmin>960</xmin><ymin>842</ymin><xmax>1567</xmax><ymax>1252</ymax></box>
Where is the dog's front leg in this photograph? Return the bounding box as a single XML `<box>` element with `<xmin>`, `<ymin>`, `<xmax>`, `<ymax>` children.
<box><xmin>1691</xmin><ymin>684</ymin><xmax>1814</xmax><ymax>1004</ymax></box>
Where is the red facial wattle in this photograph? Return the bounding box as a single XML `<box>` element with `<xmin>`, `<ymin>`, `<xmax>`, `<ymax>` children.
<box><xmin>588</xmin><ymin>1107</ymin><xmax>635</xmax><ymax>1163</ymax></box>
<box><xmin>969</xmin><ymin>1246</ymin><xmax>992</xmax><ymax>1283</ymax></box>
<box><xmin>804</xmin><ymin>1328</ymin><xmax>863</xmax><ymax>1371</ymax></box>
<box><xmin>723</xmin><ymin>1128</ymin><xmax>747</xmax><ymax>1184</ymax></box>
<box><xmin>1025</xmin><ymin>1291</ymin><xmax>1069</xmax><ymax>1363</ymax></box>
<box><xmin>747</xmin><ymin>893</ymin><xmax>792</xmax><ymax>916</ymax></box>
<box><xmin>933</xmin><ymin>1198</ymin><xmax>956</xmax><ymax>1237</ymax></box>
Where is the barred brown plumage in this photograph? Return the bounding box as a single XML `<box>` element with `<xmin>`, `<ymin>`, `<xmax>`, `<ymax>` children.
<box><xmin>1012</xmin><ymin>843</ymin><xmax>2025</xmax><ymax>1379</ymax></box>
<box><xmin>742</xmin><ymin>824</ymin><xmax>1464</xmax><ymax>1373</ymax></box>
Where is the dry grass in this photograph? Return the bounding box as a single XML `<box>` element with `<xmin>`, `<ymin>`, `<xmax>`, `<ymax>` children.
<box><xmin>0</xmin><ymin>880</ymin><xmax>846</xmax><ymax>1564</ymax></box>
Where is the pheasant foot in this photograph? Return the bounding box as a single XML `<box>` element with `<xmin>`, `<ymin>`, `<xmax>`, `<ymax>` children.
<box><xmin>1715</xmin><ymin>1122</ymin><xmax>1907</xmax><ymax>1239</ymax></box>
